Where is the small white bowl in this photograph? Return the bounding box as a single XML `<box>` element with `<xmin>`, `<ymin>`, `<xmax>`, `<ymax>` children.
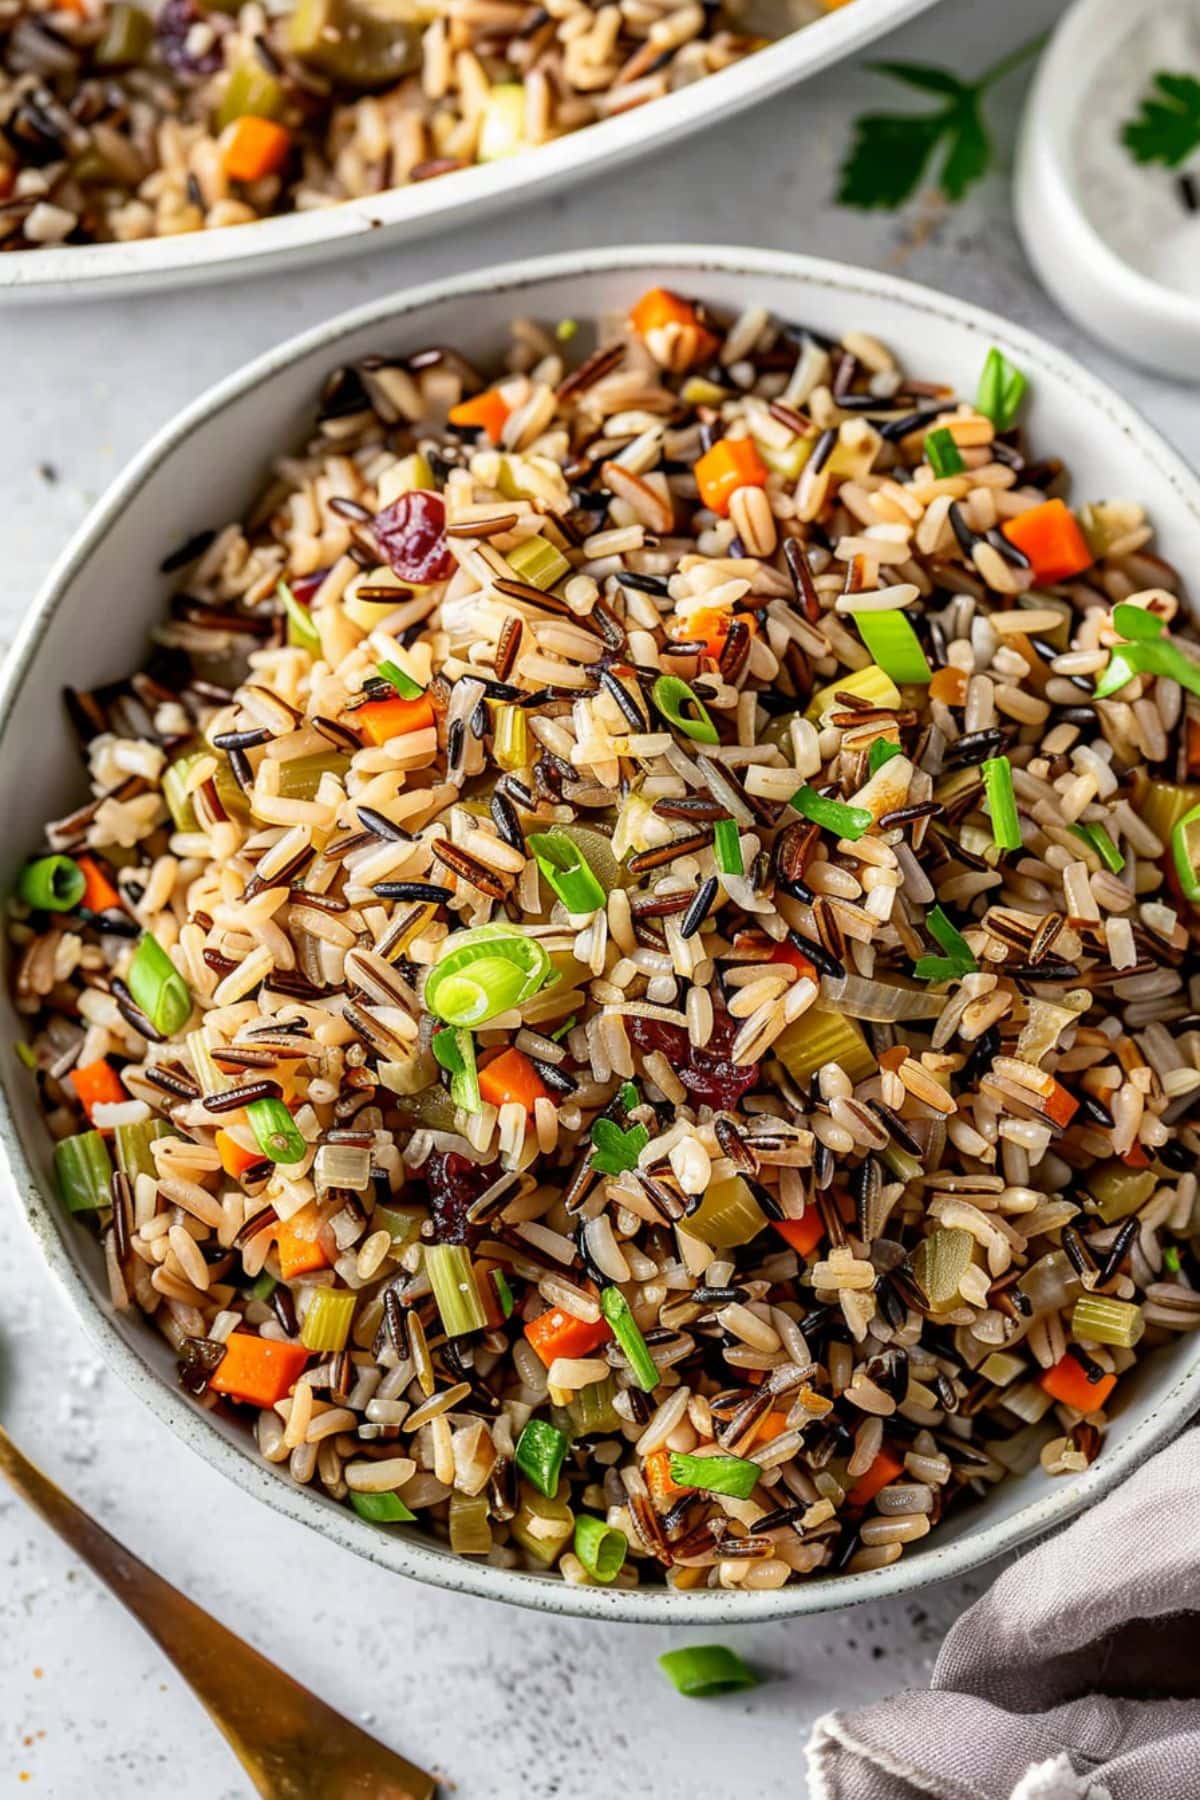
<box><xmin>1016</xmin><ymin>0</ymin><xmax>1200</xmax><ymax>380</ymax></box>
<box><xmin>5</xmin><ymin>246</ymin><xmax>1200</xmax><ymax>1623</ymax></box>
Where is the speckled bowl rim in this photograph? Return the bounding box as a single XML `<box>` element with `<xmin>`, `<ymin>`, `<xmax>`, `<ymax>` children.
<box><xmin>5</xmin><ymin>245</ymin><xmax>1200</xmax><ymax>1623</ymax></box>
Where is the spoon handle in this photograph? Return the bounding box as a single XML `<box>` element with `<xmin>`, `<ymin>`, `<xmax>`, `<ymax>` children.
<box><xmin>0</xmin><ymin>1425</ymin><xmax>436</xmax><ymax>1800</ymax></box>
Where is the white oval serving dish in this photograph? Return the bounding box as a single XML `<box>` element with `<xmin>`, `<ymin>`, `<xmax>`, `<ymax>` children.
<box><xmin>4</xmin><ymin>244</ymin><xmax>1200</xmax><ymax>1623</ymax></box>
<box><xmin>1</xmin><ymin>0</ymin><xmax>941</xmax><ymax>304</ymax></box>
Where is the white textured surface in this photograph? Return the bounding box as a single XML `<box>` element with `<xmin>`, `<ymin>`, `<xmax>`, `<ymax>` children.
<box><xmin>2</xmin><ymin>0</ymin><xmax>1198</xmax><ymax>1792</ymax></box>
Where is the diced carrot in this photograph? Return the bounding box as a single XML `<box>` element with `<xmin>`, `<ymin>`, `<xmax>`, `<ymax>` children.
<box><xmin>275</xmin><ymin>1208</ymin><xmax>330</xmax><ymax>1281</ymax></box>
<box><xmin>210</xmin><ymin>1332</ymin><xmax>309</xmax><ymax>1408</ymax></box>
<box><xmin>772</xmin><ymin>1213</ymin><xmax>825</xmax><ymax>1259</ymax></box>
<box><xmin>667</xmin><ymin>605</ymin><xmax>755</xmax><ymax>662</ymax></box>
<box><xmin>844</xmin><ymin>1448</ymin><xmax>905</xmax><ymax>1510</ymax></box>
<box><xmin>478</xmin><ymin>1047</ymin><xmax>548</xmax><ymax>1116</ymax></box>
<box><xmin>1001</xmin><ymin>499</ymin><xmax>1093</xmax><ymax>586</ymax></box>
<box><xmin>0</xmin><ymin>167</ymin><xmax>14</xmax><ymax>202</ymax></box>
<box><xmin>643</xmin><ymin>1446</ymin><xmax>685</xmax><ymax>1506</ymax></box>
<box><xmin>1042</xmin><ymin>1078</ymin><xmax>1079</xmax><ymax>1130</ymax></box>
<box><xmin>1120</xmin><ymin>1142</ymin><xmax>1151</xmax><ymax>1169</ymax></box>
<box><xmin>750</xmin><ymin>1409</ymin><xmax>792</xmax><ymax>1447</ymax></box>
<box><xmin>628</xmin><ymin>287</ymin><xmax>720</xmax><ymax>364</ymax></box>
<box><xmin>928</xmin><ymin>665</ymin><xmax>968</xmax><ymax>707</ymax></box>
<box><xmin>355</xmin><ymin>694</ymin><xmax>436</xmax><ymax>746</ymax></box>
<box><xmin>448</xmin><ymin>389</ymin><xmax>510</xmax><ymax>444</ymax></box>
<box><xmin>770</xmin><ymin>941</ymin><xmax>817</xmax><ymax>983</ymax></box>
<box><xmin>1187</xmin><ymin>716</ymin><xmax>1200</xmax><ymax>780</ymax></box>
<box><xmin>693</xmin><ymin>437</ymin><xmax>769</xmax><ymax>518</ymax></box>
<box><xmin>524</xmin><ymin>1303</ymin><xmax>612</xmax><ymax>1368</ymax></box>
<box><xmin>70</xmin><ymin>1058</ymin><xmax>125</xmax><ymax>1121</ymax></box>
<box><xmin>76</xmin><ymin>854</ymin><xmax>121</xmax><ymax>914</ymax></box>
<box><xmin>222</xmin><ymin>116</ymin><xmax>292</xmax><ymax>183</ymax></box>
<box><xmin>1040</xmin><ymin>1353</ymin><xmax>1117</xmax><ymax>1413</ymax></box>
<box><xmin>215</xmin><ymin>1127</ymin><xmax>263</xmax><ymax>1181</ymax></box>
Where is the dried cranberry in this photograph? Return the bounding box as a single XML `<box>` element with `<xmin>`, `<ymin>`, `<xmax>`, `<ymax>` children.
<box><xmin>373</xmin><ymin>491</ymin><xmax>456</xmax><ymax>585</ymax></box>
<box><xmin>155</xmin><ymin>0</ymin><xmax>223</xmax><ymax>74</ymax></box>
<box><xmin>423</xmin><ymin>1150</ymin><xmax>494</xmax><ymax>1245</ymax></box>
<box><xmin>290</xmin><ymin>568</ymin><xmax>329</xmax><ymax>607</ymax></box>
<box><xmin>627</xmin><ymin>1012</ymin><xmax>758</xmax><ymax>1107</ymax></box>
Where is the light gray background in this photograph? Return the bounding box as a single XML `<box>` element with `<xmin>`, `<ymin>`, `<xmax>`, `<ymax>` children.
<box><xmin>1</xmin><ymin>0</ymin><xmax>1193</xmax><ymax>1793</ymax></box>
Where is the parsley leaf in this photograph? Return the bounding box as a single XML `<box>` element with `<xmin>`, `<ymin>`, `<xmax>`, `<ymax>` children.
<box><xmin>1122</xmin><ymin>72</ymin><xmax>1200</xmax><ymax>168</ymax></box>
<box><xmin>838</xmin><ymin>36</ymin><xmax>1044</xmax><ymax>212</ymax></box>
<box><xmin>590</xmin><ymin>1116</ymin><xmax>649</xmax><ymax>1176</ymax></box>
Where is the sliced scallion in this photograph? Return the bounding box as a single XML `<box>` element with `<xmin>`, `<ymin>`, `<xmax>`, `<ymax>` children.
<box><xmin>300</xmin><ymin>1288</ymin><xmax>356</xmax><ymax>1352</ymax></box>
<box><xmin>432</xmin><ymin>1025</ymin><xmax>481</xmax><ymax>1114</ymax></box>
<box><xmin>854</xmin><ymin>609</ymin><xmax>932</xmax><ymax>685</ymax></box>
<box><xmin>424</xmin><ymin>923</ymin><xmax>554</xmax><ymax>1027</ymax></box>
<box><xmin>924</xmin><ymin>426</ymin><xmax>965</xmax><ymax>478</ymax></box>
<box><xmin>600</xmin><ymin>1286</ymin><xmax>659</xmax><ymax>1392</ymax></box>
<box><xmin>54</xmin><ymin>1130</ymin><xmax>114</xmax><ymax>1213</ymax></box>
<box><xmin>658</xmin><ymin>1645</ymin><xmax>758</xmax><ymax>1698</ymax></box>
<box><xmin>976</xmin><ymin>346</ymin><xmax>1027</xmax><ymax>431</ymax></box>
<box><xmin>425</xmin><ymin>1243</ymin><xmax>488</xmax><ymax>1338</ymax></box>
<box><xmin>652</xmin><ymin>675</ymin><xmax>720</xmax><ymax>746</ymax></box>
<box><xmin>515</xmin><ymin>1417</ymin><xmax>569</xmax><ymax>1499</ymax></box>
<box><xmin>17</xmin><ymin>855</ymin><xmax>85</xmax><ymax>913</ymax></box>
<box><xmin>278</xmin><ymin>578</ymin><xmax>320</xmax><ymax>654</ymax></box>
<box><xmin>574</xmin><ymin>1514</ymin><xmax>627</xmax><ymax>1584</ymax></box>
<box><xmin>913</xmin><ymin>904</ymin><xmax>978</xmax><ymax>987</ymax></box>
<box><xmin>246</xmin><ymin>1097</ymin><xmax>307</xmax><ymax>1165</ymax></box>
<box><xmin>1171</xmin><ymin>803</ymin><xmax>1200</xmax><ymax>904</ymax></box>
<box><xmin>1164</xmin><ymin>1246</ymin><xmax>1182</xmax><ymax>1274</ymax></box>
<box><xmin>868</xmin><ymin>737</ymin><xmax>902</xmax><ymax>776</ymax></box>
<box><xmin>376</xmin><ymin>658</ymin><xmax>424</xmax><ymax>700</ymax></box>
<box><xmin>1071</xmin><ymin>821</ymin><xmax>1125</xmax><ymax>874</ymax></box>
<box><xmin>713</xmin><ymin>817</ymin><xmax>744</xmax><ymax>877</ymax></box>
<box><xmin>789</xmin><ymin>784</ymin><xmax>873</xmax><ymax>841</ymax></box>
<box><xmin>981</xmin><ymin>755</ymin><xmax>1022</xmax><ymax>851</ymax></box>
<box><xmin>127</xmin><ymin>933</ymin><xmax>193</xmax><ymax>1037</ymax></box>
<box><xmin>350</xmin><ymin>1491</ymin><xmax>416</xmax><ymax>1524</ymax></box>
<box><xmin>527</xmin><ymin>831</ymin><xmax>605</xmax><ymax>914</ymax></box>
<box><xmin>1093</xmin><ymin>607</ymin><xmax>1200</xmax><ymax>702</ymax></box>
<box><xmin>668</xmin><ymin>1450</ymin><xmax>761</xmax><ymax>1500</ymax></box>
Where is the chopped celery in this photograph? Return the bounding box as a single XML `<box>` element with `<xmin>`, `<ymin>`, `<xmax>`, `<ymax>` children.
<box><xmin>387</xmin><ymin>452</ymin><xmax>435</xmax><ymax>497</ymax></box>
<box><xmin>507</xmin><ymin>536</ymin><xmax>570</xmax><ymax>591</ymax></box>
<box><xmin>275</xmin><ymin>751</ymin><xmax>350</xmax><ymax>800</ymax></box>
<box><xmin>93</xmin><ymin>2</ymin><xmax>152</xmax><ymax>65</ymax></box>
<box><xmin>449</xmin><ymin>1491</ymin><xmax>493</xmax><ymax>1556</ymax></box>
<box><xmin>773</xmin><ymin>1005</ymin><xmax>876</xmax><ymax>1085</ymax></box>
<box><xmin>566</xmin><ymin>1372</ymin><xmax>622</xmax><ymax>1435</ymax></box>
<box><xmin>114</xmin><ymin>1118</ymin><xmax>171</xmax><ymax>1184</ymax></box>
<box><xmin>216</xmin><ymin>60</ymin><xmax>284</xmax><ymax>130</ymax></box>
<box><xmin>755</xmin><ymin>433</ymin><xmax>813</xmax><ymax>481</ymax></box>
<box><xmin>1139</xmin><ymin>778</ymin><xmax>1200</xmax><ymax>849</ymax></box>
<box><xmin>511</xmin><ymin>1486</ymin><xmax>574</xmax><ymax>1565</ymax></box>
<box><xmin>478</xmin><ymin>83</ymin><xmax>526</xmax><ymax>161</ymax></box>
<box><xmin>425</xmin><ymin>1243</ymin><xmax>487</xmax><ymax>1337</ymax></box>
<box><xmin>373</xmin><ymin>1203</ymin><xmax>426</xmax><ymax>1246</ymax></box>
<box><xmin>1086</xmin><ymin>1160</ymin><xmax>1156</xmax><ymax>1223</ymax></box>
<box><xmin>1071</xmin><ymin>1295</ymin><xmax>1144</xmax><ymax>1349</ymax></box>
<box><xmin>491</xmin><ymin>703</ymin><xmax>529</xmax><ymax>771</ymax></box>
<box><xmin>54</xmin><ymin>1131</ymin><xmax>113</xmax><ymax>1213</ymax></box>
<box><xmin>300</xmin><ymin>1288</ymin><xmax>357</xmax><ymax>1352</ymax></box>
<box><xmin>684</xmin><ymin>1176</ymin><xmax>767</xmax><ymax>1250</ymax></box>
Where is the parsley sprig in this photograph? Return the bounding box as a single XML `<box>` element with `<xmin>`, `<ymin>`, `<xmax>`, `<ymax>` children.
<box><xmin>1122</xmin><ymin>72</ymin><xmax>1200</xmax><ymax>168</ymax></box>
<box><xmin>838</xmin><ymin>36</ymin><xmax>1045</xmax><ymax>211</ymax></box>
<box><xmin>590</xmin><ymin>1081</ymin><xmax>649</xmax><ymax>1176</ymax></box>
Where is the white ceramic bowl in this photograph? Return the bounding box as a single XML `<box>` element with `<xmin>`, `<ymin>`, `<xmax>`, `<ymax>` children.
<box><xmin>2</xmin><ymin>0</ymin><xmax>940</xmax><ymax>304</ymax></box>
<box><xmin>1016</xmin><ymin>0</ymin><xmax>1200</xmax><ymax>380</ymax></box>
<box><xmin>5</xmin><ymin>246</ymin><xmax>1200</xmax><ymax>1623</ymax></box>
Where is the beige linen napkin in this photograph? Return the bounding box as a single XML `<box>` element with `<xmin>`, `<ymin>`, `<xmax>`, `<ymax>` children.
<box><xmin>806</xmin><ymin>1430</ymin><xmax>1200</xmax><ymax>1800</ymax></box>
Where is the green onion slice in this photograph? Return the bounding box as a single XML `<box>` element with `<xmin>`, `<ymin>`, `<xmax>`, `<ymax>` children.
<box><xmin>424</xmin><ymin>922</ymin><xmax>554</xmax><ymax>1027</ymax></box>
<box><xmin>350</xmin><ymin>1491</ymin><xmax>417</xmax><ymax>1524</ymax></box>
<box><xmin>246</xmin><ymin>1097</ymin><xmax>307</xmax><ymax>1165</ymax></box>
<box><xmin>1093</xmin><ymin>607</ymin><xmax>1200</xmax><ymax>702</ymax></box>
<box><xmin>600</xmin><ymin>1286</ymin><xmax>659</xmax><ymax>1392</ymax></box>
<box><xmin>652</xmin><ymin>675</ymin><xmax>720</xmax><ymax>746</ymax></box>
<box><xmin>668</xmin><ymin>1450</ymin><xmax>762</xmax><ymax>1500</ymax></box>
<box><xmin>127</xmin><ymin>933</ymin><xmax>193</xmax><ymax>1037</ymax></box>
<box><xmin>17</xmin><ymin>855</ymin><xmax>86</xmax><ymax>913</ymax></box>
<box><xmin>574</xmin><ymin>1514</ymin><xmax>627</xmax><ymax>1584</ymax></box>
<box><xmin>789</xmin><ymin>784</ymin><xmax>873</xmax><ymax>841</ymax></box>
<box><xmin>1164</xmin><ymin>1246</ymin><xmax>1182</xmax><ymax>1273</ymax></box>
<box><xmin>278</xmin><ymin>578</ymin><xmax>320</xmax><ymax>654</ymax></box>
<box><xmin>854</xmin><ymin>610</ymin><xmax>932</xmax><ymax>685</ymax></box>
<box><xmin>976</xmin><ymin>347</ymin><xmax>1028</xmax><ymax>431</ymax></box>
<box><xmin>432</xmin><ymin>1026</ymin><xmax>482</xmax><ymax>1114</ymax></box>
<box><xmin>527</xmin><ymin>831</ymin><xmax>606</xmax><ymax>914</ymax></box>
<box><xmin>713</xmin><ymin>818</ymin><xmax>744</xmax><ymax>877</ymax></box>
<box><xmin>924</xmin><ymin>426</ymin><xmax>965</xmax><ymax>478</ymax></box>
<box><xmin>914</xmin><ymin>904</ymin><xmax>977</xmax><ymax>983</ymax></box>
<box><xmin>658</xmin><ymin>1646</ymin><xmax>758</xmax><ymax>1699</ymax></box>
<box><xmin>981</xmin><ymin>755</ymin><xmax>1022</xmax><ymax>851</ymax></box>
<box><xmin>425</xmin><ymin>1243</ymin><xmax>488</xmax><ymax>1337</ymax></box>
<box><xmin>868</xmin><ymin>738</ymin><xmax>902</xmax><ymax>776</ymax></box>
<box><xmin>1071</xmin><ymin>821</ymin><xmax>1125</xmax><ymax>874</ymax></box>
<box><xmin>54</xmin><ymin>1130</ymin><xmax>114</xmax><ymax>1214</ymax></box>
<box><xmin>515</xmin><ymin>1418</ymin><xmax>569</xmax><ymax>1499</ymax></box>
<box><xmin>1171</xmin><ymin>803</ymin><xmax>1200</xmax><ymax>904</ymax></box>
<box><xmin>376</xmin><ymin>658</ymin><xmax>424</xmax><ymax>700</ymax></box>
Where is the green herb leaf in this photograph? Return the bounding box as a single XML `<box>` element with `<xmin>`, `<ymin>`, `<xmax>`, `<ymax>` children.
<box><xmin>432</xmin><ymin>1025</ymin><xmax>481</xmax><ymax>1114</ymax></box>
<box><xmin>590</xmin><ymin>1116</ymin><xmax>649</xmax><ymax>1176</ymax></box>
<box><xmin>837</xmin><ymin>37</ymin><xmax>1045</xmax><ymax>212</ymax></box>
<box><xmin>1122</xmin><ymin>71</ymin><xmax>1200</xmax><ymax>168</ymax></box>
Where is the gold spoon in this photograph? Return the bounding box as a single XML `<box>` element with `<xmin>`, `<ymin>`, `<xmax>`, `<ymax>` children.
<box><xmin>0</xmin><ymin>1424</ymin><xmax>438</xmax><ymax>1800</ymax></box>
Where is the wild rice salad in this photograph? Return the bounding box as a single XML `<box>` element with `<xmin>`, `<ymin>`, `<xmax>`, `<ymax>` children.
<box><xmin>0</xmin><ymin>0</ymin><xmax>829</xmax><ymax>249</ymax></box>
<box><xmin>12</xmin><ymin>288</ymin><xmax>1200</xmax><ymax>1592</ymax></box>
